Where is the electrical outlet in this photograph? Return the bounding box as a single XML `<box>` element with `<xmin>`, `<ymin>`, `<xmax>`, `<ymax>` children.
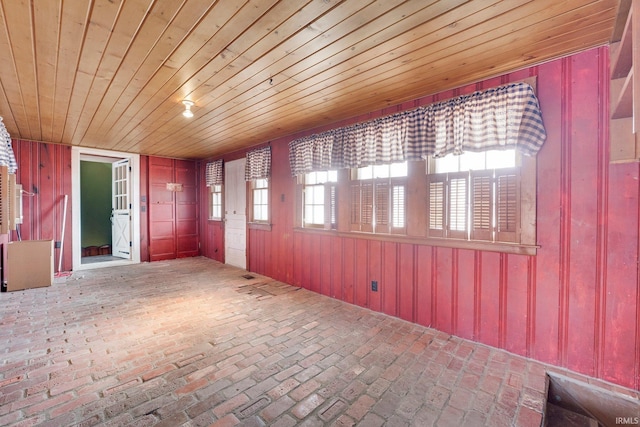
<box><xmin>371</xmin><ymin>280</ymin><xmax>378</xmax><ymax>292</ymax></box>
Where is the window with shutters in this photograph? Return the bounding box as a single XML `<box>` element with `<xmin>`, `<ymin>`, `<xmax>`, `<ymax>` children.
<box><xmin>427</xmin><ymin>149</ymin><xmax>530</xmax><ymax>244</ymax></box>
<box><xmin>303</xmin><ymin>170</ymin><xmax>337</xmax><ymax>229</ymax></box>
<box><xmin>351</xmin><ymin>162</ymin><xmax>407</xmax><ymax>234</ymax></box>
<box><xmin>251</xmin><ymin>178</ymin><xmax>269</xmax><ymax>222</ymax></box>
<box><xmin>209</xmin><ymin>184</ymin><xmax>223</xmax><ymax>220</ymax></box>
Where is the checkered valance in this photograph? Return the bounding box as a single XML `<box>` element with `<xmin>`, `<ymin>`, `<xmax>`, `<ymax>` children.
<box><xmin>245</xmin><ymin>146</ymin><xmax>271</xmax><ymax>181</ymax></box>
<box><xmin>289</xmin><ymin>82</ymin><xmax>546</xmax><ymax>176</ymax></box>
<box><xmin>0</xmin><ymin>117</ymin><xmax>17</xmax><ymax>173</ymax></box>
<box><xmin>205</xmin><ymin>159</ymin><xmax>223</xmax><ymax>186</ymax></box>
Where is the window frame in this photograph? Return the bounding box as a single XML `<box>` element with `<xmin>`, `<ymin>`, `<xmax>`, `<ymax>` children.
<box><xmin>425</xmin><ymin>150</ymin><xmax>536</xmax><ymax>247</ymax></box>
<box><xmin>250</xmin><ymin>178</ymin><xmax>270</xmax><ymax>224</ymax></box>
<box><xmin>293</xmin><ymin>157</ymin><xmax>537</xmax><ymax>255</ymax></box>
<box><xmin>208</xmin><ymin>184</ymin><xmax>223</xmax><ymax>221</ymax></box>
<box><xmin>302</xmin><ymin>171</ymin><xmax>337</xmax><ymax>230</ymax></box>
<box><xmin>349</xmin><ymin>162</ymin><xmax>407</xmax><ymax>235</ymax></box>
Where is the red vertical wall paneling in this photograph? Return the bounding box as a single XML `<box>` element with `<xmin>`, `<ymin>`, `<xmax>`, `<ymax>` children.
<box><xmin>11</xmin><ymin>140</ymin><xmax>72</xmax><ymax>272</ymax></box>
<box><xmin>434</xmin><ymin>247</ymin><xmax>453</xmax><ymax>335</ymax></box>
<box><xmin>533</xmin><ymin>56</ymin><xmax>563</xmax><ymax>366</ymax></box>
<box><xmin>320</xmin><ymin>234</ymin><xmax>332</xmax><ymax>297</ymax></box>
<box><xmin>505</xmin><ymin>254</ymin><xmax>529</xmax><ymax>356</ymax></box>
<box><xmin>342</xmin><ymin>237</ymin><xmax>356</xmax><ymax>305</ymax></box>
<box><xmin>565</xmin><ymin>51</ymin><xmax>601</xmax><ymax>378</ymax></box>
<box><xmin>354</xmin><ymin>239</ymin><xmax>368</xmax><ymax>308</ymax></box>
<box><xmin>399</xmin><ymin>243</ymin><xmax>417</xmax><ymax>323</ymax></box>
<box><xmin>330</xmin><ymin>237</ymin><xmax>344</xmax><ymax>301</ymax></box>
<box><xmin>414</xmin><ymin>245</ymin><xmax>431</xmax><ymax>326</ymax></box>
<box><xmin>456</xmin><ymin>249</ymin><xmax>476</xmax><ymax>341</ymax></box>
<box><xmin>381</xmin><ymin>241</ymin><xmax>398</xmax><ymax>317</ymax></box>
<box><xmin>603</xmin><ymin>163</ymin><xmax>639</xmax><ymax>387</ymax></box>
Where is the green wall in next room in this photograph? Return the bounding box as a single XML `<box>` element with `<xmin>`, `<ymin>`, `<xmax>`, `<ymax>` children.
<box><xmin>81</xmin><ymin>161</ymin><xmax>112</xmax><ymax>248</ymax></box>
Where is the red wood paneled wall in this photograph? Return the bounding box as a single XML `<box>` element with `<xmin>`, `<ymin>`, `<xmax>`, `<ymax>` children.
<box><xmin>11</xmin><ymin>140</ymin><xmax>72</xmax><ymax>272</ymax></box>
<box><xmin>200</xmin><ymin>46</ymin><xmax>640</xmax><ymax>391</ymax></box>
<box><xmin>201</xmin><ymin>220</ymin><xmax>224</xmax><ymax>263</ymax></box>
<box><xmin>147</xmin><ymin>157</ymin><xmax>199</xmax><ymax>261</ymax></box>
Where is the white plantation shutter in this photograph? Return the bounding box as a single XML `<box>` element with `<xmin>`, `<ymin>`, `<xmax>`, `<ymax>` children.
<box><xmin>350</xmin><ymin>181</ymin><xmax>361</xmax><ymax>230</ymax></box>
<box><xmin>428</xmin><ymin>177</ymin><xmax>446</xmax><ymax>238</ymax></box>
<box><xmin>327</xmin><ymin>184</ymin><xmax>336</xmax><ymax>229</ymax></box>
<box><xmin>448</xmin><ymin>174</ymin><xmax>467</xmax><ymax>239</ymax></box>
<box><xmin>428</xmin><ymin>167</ymin><xmax>521</xmax><ymax>243</ymax></box>
<box><xmin>470</xmin><ymin>171</ymin><xmax>493</xmax><ymax>241</ymax></box>
<box><xmin>392</xmin><ymin>184</ymin><xmax>405</xmax><ymax>229</ymax></box>
<box><xmin>496</xmin><ymin>170</ymin><xmax>520</xmax><ymax>242</ymax></box>
<box><xmin>375</xmin><ymin>181</ymin><xmax>390</xmax><ymax>233</ymax></box>
<box><xmin>360</xmin><ymin>181</ymin><xmax>374</xmax><ymax>232</ymax></box>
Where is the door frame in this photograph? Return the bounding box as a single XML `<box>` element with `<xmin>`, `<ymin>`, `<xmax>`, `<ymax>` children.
<box><xmin>72</xmin><ymin>147</ymin><xmax>141</xmax><ymax>271</ymax></box>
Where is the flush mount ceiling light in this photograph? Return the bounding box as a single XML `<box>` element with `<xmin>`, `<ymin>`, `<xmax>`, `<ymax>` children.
<box><xmin>182</xmin><ymin>100</ymin><xmax>194</xmax><ymax>118</ymax></box>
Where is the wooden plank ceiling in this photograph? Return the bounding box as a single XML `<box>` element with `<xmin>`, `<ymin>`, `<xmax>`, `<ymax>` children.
<box><xmin>0</xmin><ymin>0</ymin><xmax>620</xmax><ymax>160</ymax></box>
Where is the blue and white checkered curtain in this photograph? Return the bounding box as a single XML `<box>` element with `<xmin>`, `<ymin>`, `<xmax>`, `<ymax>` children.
<box><xmin>0</xmin><ymin>117</ymin><xmax>17</xmax><ymax>173</ymax></box>
<box><xmin>421</xmin><ymin>82</ymin><xmax>545</xmax><ymax>158</ymax></box>
<box><xmin>245</xmin><ymin>146</ymin><xmax>271</xmax><ymax>181</ymax></box>
<box><xmin>205</xmin><ymin>159</ymin><xmax>223</xmax><ymax>186</ymax></box>
<box><xmin>288</xmin><ymin>82</ymin><xmax>546</xmax><ymax>176</ymax></box>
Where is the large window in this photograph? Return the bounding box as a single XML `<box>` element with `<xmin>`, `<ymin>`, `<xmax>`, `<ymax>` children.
<box><xmin>293</xmin><ymin>154</ymin><xmax>536</xmax><ymax>253</ymax></box>
<box><xmin>427</xmin><ymin>149</ymin><xmax>528</xmax><ymax>244</ymax></box>
<box><xmin>209</xmin><ymin>184</ymin><xmax>223</xmax><ymax>220</ymax></box>
<box><xmin>350</xmin><ymin>162</ymin><xmax>407</xmax><ymax>234</ymax></box>
<box><xmin>252</xmin><ymin>178</ymin><xmax>269</xmax><ymax>222</ymax></box>
<box><xmin>303</xmin><ymin>171</ymin><xmax>337</xmax><ymax>229</ymax></box>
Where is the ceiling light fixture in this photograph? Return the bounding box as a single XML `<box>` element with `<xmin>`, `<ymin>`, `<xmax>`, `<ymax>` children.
<box><xmin>182</xmin><ymin>100</ymin><xmax>194</xmax><ymax>118</ymax></box>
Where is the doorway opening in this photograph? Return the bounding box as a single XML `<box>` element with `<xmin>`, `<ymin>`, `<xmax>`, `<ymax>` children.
<box><xmin>72</xmin><ymin>147</ymin><xmax>141</xmax><ymax>271</ymax></box>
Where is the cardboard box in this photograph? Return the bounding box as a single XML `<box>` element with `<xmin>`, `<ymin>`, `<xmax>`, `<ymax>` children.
<box><xmin>6</xmin><ymin>240</ymin><xmax>54</xmax><ymax>291</ymax></box>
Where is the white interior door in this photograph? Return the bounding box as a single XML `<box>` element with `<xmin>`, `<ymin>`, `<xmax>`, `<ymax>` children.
<box><xmin>112</xmin><ymin>159</ymin><xmax>131</xmax><ymax>259</ymax></box>
<box><xmin>224</xmin><ymin>159</ymin><xmax>247</xmax><ymax>269</ymax></box>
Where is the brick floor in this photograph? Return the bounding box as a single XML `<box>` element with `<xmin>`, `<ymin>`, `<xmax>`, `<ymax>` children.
<box><xmin>0</xmin><ymin>257</ymin><xmax>636</xmax><ymax>426</ymax></box>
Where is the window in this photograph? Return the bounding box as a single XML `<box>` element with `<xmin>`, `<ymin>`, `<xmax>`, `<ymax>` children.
<box><xmin>350</xmin><ymin>162</ymin><xmax>407</xmax><ymax>234</ymax></box>
<box><xmin>427</xmin><ymin>149</ymin><xmax>528</xmax><ymax>244</ymax></box>
<box><xmin>303</xmin><ymin>170</ymin><xmax>337</xmax><ymax>229</ymax></box>
<box><xmin>209</xmin><ymin>184</ymin><xmax>223</xmax><ymax>220</ymax></box>
<box><xmin>252</xmin><ymin>178</ymin><xmax>269</xmax><ymax>222</ymax></box>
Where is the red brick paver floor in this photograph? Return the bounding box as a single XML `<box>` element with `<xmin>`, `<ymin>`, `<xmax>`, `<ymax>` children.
<box><xmin>0</xmin><ymin>257</ymin><xmax>633</xmax><ymax>426</ymax></box>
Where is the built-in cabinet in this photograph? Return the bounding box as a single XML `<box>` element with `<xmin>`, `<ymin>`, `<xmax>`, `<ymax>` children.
<box><xmin>148</xmin><ymin>157</ymin><xmax>200</xmax><ymax>261</ymax></box>
<box><xmin>610</xmin><ymin>0</ymin><xmax>640</xmax><ymax>162</ymax></box>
